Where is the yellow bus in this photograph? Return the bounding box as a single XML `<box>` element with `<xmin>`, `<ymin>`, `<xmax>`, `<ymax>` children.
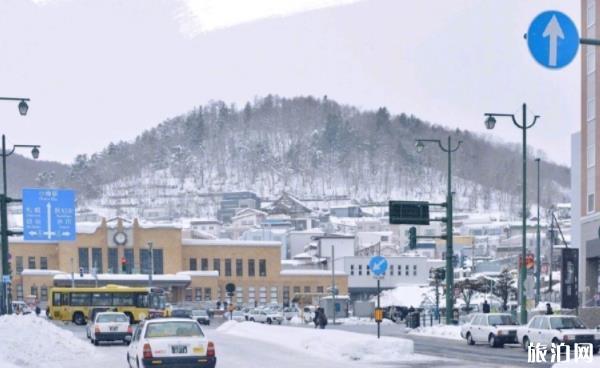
<box><xmin>48</xmin><ymin>285</ymin><xmax>167</xmax><ymax>325</ymax></box>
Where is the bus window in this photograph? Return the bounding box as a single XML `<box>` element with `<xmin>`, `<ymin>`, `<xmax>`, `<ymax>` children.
<box><xmin>53</xmin><ymin>292</ymin><xmax>62</xmax><ymax>306</ymax></box>
<box><xmin>150</xmin><ymin>293</ymin><xmax>165</xmax><ymax>309</ymax></box>
<box><xmin>92</xmin><ymin>293</ymin><xmax>112</xmax><ymax>306</ymax></box>
<box><xmin>113</xmin><ymin>293</ymin><xmax>135</xmax><ymax>306</ymax></box>
<box><xmin>70</xmin><ymin>292</ymin><xmax>91</xmax><ymax>306</ymax></box>
<box><xmin>136</xmin><ymin>293</ymin><xmax>149</xmax><ymax>308</ymax></box>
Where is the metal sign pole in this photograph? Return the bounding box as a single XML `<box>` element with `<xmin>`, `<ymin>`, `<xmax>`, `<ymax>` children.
<box><xmin>377</xmin><ymin>278</ymin><xmax>380</xmax><ymax>339</ymax></box>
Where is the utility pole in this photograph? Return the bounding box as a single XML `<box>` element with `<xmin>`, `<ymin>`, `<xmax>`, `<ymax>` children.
<box><xmin>548</xmin><ymin>215</ymin><xmax>554</xmax><ymax>292</ymax></box>
<box><xmin>535</xmin><ymin>158</ymin><xmax>541</xmax><ymax>305</ymax></box>
<box><xmin>331</xmin><ymin>245</ymin><xmax>335</xmax><ymax>325</ymax></box>
<box><xmin>148</xmin><ymin>242</ymin><xmax>154</xmax><ymax>288</ymax></box>
<box><xmin>70</xmin><ymin>257</ymin><xmax>75</xmax><ymax>288</ymax></box>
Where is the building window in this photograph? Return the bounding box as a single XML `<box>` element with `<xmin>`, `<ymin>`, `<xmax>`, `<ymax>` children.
<box><xmin>108</xmin><ymin>248</ymin><xmax>118</xmax><ymax>273</ymax></box>
<box><xmin>366</xmin><ymin>265</ymin><xmax>370</xmax><ymax>276</ymax></box>
<box><xmin>248</xmin><ymin>259</ymin><xmax>255</xmax><ymax>277</ymax></box>
<box><xmin>270</xmin><ymin>287</ymin><xmax>277</xmax><ymax>303</ymax></box>
<box><xmin>588</xmin><ymin>165</ymin><xmax>596</xmax><ymax>213</ymax></box>
<box><xmin>390</xmin><ymin>265</ymin><xmax>394</xmax><ymax>276</ymax></box>
<box><xmin>259</xmin><ymin>259</ymin><xmax>267</xmax><ymax>277</ymax></box>
<box><xmin>195</xmin><ymin>288</ymin><xmax>202</xmax><ymax>301</ymax></box>
<box><xmin>40</xmin><ymin>257</ymin><xmax>48</xmax><ymax>270</ymax></box>
<box><xmin>124</xmin><ymin>249</ymin><xmax>134</xmax><ymax>274</ymax></box>
<box><xmin>225</xmin><ymin>259</ymin><xmax>232</xmax><ymax>277</ymax></box>
<box><xmin>40</xmin><ymin>286</ymin><xmax>48</xmax><ymax>301</ymax></box>
<box><xmin>236</xmin><ymin>259</ymin><xmax>243</xmax><ymax>277</ymax></box>
<box><xmin>358</xmin><ymin>265</ymin><xmax>362</xmax><ymax>276</ymax></box>
<box><xmin>589</xmin><ymin>193</ymin><xmax>595</xmax><ymax>213</ymax></box>
<box><xmin>304</xmin><ymin>286</ymin><xmax>311</xmax><ymax>293</ymax></box>
<box><xmin>190</xmin><ymin>258</ymin><xmax>197</xmax><ymax>271</ymax></box>
<box><xmin>213</xmin><ymin>258</ymin><xmax>221</xmax><ymax>274</ymax></box>
<box><xmin>153</xmin><ymin>249</ymin><xmax>164</xmax><ymax>274</ymax></box>
<box><xmin>316</xmin><ymin>286</ymin><xmax>324</xmax><ymax>293</ymax></box>
<box><xmin>350</xmin><ymin>264</ymin><xmax>354</xmax><ymax>276</ymax></box>
<box><xmin>398</xmin><ymin>265</ymin><xmax>402</xmax><ymax>276</ymax></box>
<box><xmin>28</xmin><ymin>256</ymin><xmax>36</xmax><ymax>269</ymax></box>
<box><xmin>381</xmin><ymin>236</ymin><xmax>389</xmax><ymax>242</ymax></box>
<box><xmin>92</xmin><ymin>248</ymin><xmax>103</xmax><ymax>273</ymax></box>
<box><xmin>16</xmin><ymin>284</ymin><xmax>23</xmax><ymax>300</ymax></box>
<box><xmin>16</xmin><ymin>256</ymin><xmax>23</xmax><ymax>274</ymax></box>
<box><xmin>405</xmin><ymin>265</ymin><xmax>409</xmax><ymax>276</ymax></box>
<box><xmin>588</xmin><ymin>0</ymin><xmax>596</xmax><ymax>28</ymax></box>
<box><xmin>283</xmin><ymin>286</ymin><xmax>290</xmax><ymax>306</ymax></box>
<box><xmin>293</xmin><ymin>286</ymin><xmax>301</xmax><ymax>294</ymax></box>
<box><xmin>140</xmin><ymin>249</ymin><xmax>151</xmax><ymax>274</ymax></box>
<box><xmin>31</xmin><ymin>285</ymin><xmax>38</xmax><ymax>299</ymax></box>
<box><xmin>413</xmin><ymin>265</ymin><xmax>418</xmax><ymax>276</ymax></box>
<box><xmin>204</xmin><ymin>288</ymin><xmax>211</xmax><ymax>301</ymax></box>
<box><xmin>185</xmin><ymin>288</ymin><xmax>192</xmax><ymax>302</ymax></box>
<box><xmin>78</xmin><ymin>248</ymin><xmax>89</xmax><ymax>273</ymax></box>
<box><xmin>201</xmin><ymin>258</ymin><xmax>208</xmax><ymax>271</ymax></box>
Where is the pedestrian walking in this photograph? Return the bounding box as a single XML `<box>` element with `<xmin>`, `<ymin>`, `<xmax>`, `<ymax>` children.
<box><xmin>545</xmin><ymin>303</ymin><xmax>554</xmax><ymax>315</ymax></box>
<box><xmin>35</xmin><ymin>306</ymin><xmax>41</xmax><ymax>316</ymax></box>
<box><xmin>318</xmin><ymin>308</ymin><xmax>327</xmax><ymax>329</ymax></box>
<box><xmin>313</xmin><ymin>308</ymin><xmax>320</xmax><ymax>328</ymax></box>
<box><xmin>482</xmin><ymin>300</ymin><xmax>490</xmax><ymax>314</ymax></box>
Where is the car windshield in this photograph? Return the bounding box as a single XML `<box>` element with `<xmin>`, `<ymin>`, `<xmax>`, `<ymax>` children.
<box><xmin>150</xmin><ymin>294</ymin><xmax>166</xmax><ymax>309</ymax></box>
<box><xmin>172</xmin><ymin>310</ymin><xmax>192</xmax><ymax>318</ymax></box>
<box><xmin>488</xmin><ymin>315</ymin><xmax>515</xmax><ymax>326</ymax></box>
<box><xmin>145</xmin><ymin>322</ymin><xmax>204</xmax><ymax>338</ymax></box>
<box><xmin>549</xmin><ymin>317</ymin><xmax>586</xmax><ymax>329</ymax></box>
<box><xmin>97</xmin><ymin>314</ymin><xmax>129</xmax><ymax>323</ymax></box>
<box><xmin>192</xmin><ymin>310</ymin><xmax>208</xmax><ymax>316</ymax></box>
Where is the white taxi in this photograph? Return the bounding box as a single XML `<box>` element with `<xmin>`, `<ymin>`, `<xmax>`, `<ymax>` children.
<box><xmin>460</xmin><ymin>313</ymin><xmax>518</xmax><ymax>347</ymax></box>
<box><xmin>88</xmin><ymin>312</ymin><xmax>132</xmax><ymax>346</ymax></box>
<box><xmin>517</xmin><ymin>315</ymin><xmax>600</xmax><ymax>353</ymax></box>
<box><xmin>127</xmin><ymin>318</ymin><xmax>216</xmax><ymax>368</ymax></box>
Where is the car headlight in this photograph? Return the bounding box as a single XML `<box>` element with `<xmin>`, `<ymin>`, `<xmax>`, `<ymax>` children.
<box><xmin>563</xmin><ymin>334</ymin><xmax>576</xmax><ymax>341</ymax></box>
<box><xmin>497</xmin><ymin>331</ymin><xmax>504</xmax><ymax>336</ymax></box>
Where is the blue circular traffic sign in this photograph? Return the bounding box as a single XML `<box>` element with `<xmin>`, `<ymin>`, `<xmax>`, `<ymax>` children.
<box><xmin>527</xmin><ymin>11</ymin><xmax>579</xmax><ymax>69</ymax></box>
<box><xmin>369</xmin><ymin>256</ymin><xmax>388</xmax><ymax>278</ymax></box>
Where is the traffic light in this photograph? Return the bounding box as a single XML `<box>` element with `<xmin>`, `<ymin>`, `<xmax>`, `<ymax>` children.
<box><xmin>79</xmin><ymin>267</ymin><xmax>84</xmax><ymax>277</ymax></box>
<box><xmin>408</xmin><ymin>226</ymin><xmax>417</xmax><ymax>250</ymax></box>
<box><xmin>121</xmin><ymin>257</ymin><xmax>127</xmax><ymax>273</ymax></box>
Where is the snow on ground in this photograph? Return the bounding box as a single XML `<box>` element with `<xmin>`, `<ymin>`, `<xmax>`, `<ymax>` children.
<box><xmin>217</xmin><ymin>320</ymin><xmax>425</xmax><ymax>363</ymax></box>
<box><xmin>377</xmin><ymin>284</ymin><xmax>431</xmax><ymax>308</ymax></box>
<box><xmin>407</xmin><ymin>324</ymin><xmax>463</xmax><ymax>341</ymax></box>
<box><xmin>337</xmin><ymin>317</ymin><xmax>395</xmax><ymax>326</ymax></box>
<box><xmin>553</xmin><ymin>356</ymin><xmax>598</xmax><ymax>367</ymax></box>
<box><xmin>0</xmin><ymin>314</ymin><xmax>98</xmax><ymax>368</ymax></box>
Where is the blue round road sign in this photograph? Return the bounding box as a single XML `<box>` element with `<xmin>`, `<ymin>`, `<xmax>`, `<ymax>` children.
<box><xmin>527</xmin><ymin>10</ymin><xmax>579</xmax><ymax>69</ymax></box>
<box><xmin>369</xmin><ymin>256</ymin><xmax>388</xmax><ymax>277</ymax></box>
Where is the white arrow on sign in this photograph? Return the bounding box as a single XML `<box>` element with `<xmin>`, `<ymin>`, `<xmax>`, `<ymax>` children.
<box><xmin>43</xmin><ymin>202</ymin><xmax>56</xmax><ymax>239</ymax></box>
<box><xmin>372</xmin><ymin>259</ymin><xmax>387</xmax><ymax>272</ymax></box>
<box><xmin>28</xmin><ymin>231</ymin><xmax>38</xmax><ymax>236</ymax></box>
<box><xmin>543</xmin><ymin>15</ymin><xmax>564</xmax><ymax>67</ymax></box>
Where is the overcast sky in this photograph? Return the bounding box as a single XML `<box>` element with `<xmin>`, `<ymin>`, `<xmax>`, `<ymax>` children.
<box><xmin>0</xmin><ymin>0</ymin><xmax>580</xmax><ymax>165</ymax></box>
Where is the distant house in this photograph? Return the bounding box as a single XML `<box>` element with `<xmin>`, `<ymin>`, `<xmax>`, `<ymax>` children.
<box><xmin>227</xmin><ymin>208</ymin><xmax>268</xmax><ymax>239</ymax></box>
<box><xmin>217</xmin><ymin>191</ymin><xmax>261</xmax><ymax>223</ymax></box>
<box><xmin>329</xmin><ymin>206</ymin><xmax>362</xmax><ymax>218</ymax></box>
<box><xmin>190</xmin><ymin>219</ymin><xmax>222</xmax><ymax>238</ymax></box>
<box><xmin>265</xmin><ymin>192</ymin><xmax>316</xmax><ymax>231</ymax></box>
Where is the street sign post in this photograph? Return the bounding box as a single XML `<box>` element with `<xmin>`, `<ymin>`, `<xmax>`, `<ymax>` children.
<box><xmin>527</xmin><ymin>10</ymin><xmax>579</xmax><ymax>69</ymax></box>
<box><xmin>369</xmin><ymin>256</ymin><xmax>388</xmax><ymax>339</ymax></box>
<box><xmin>22</xmin><ymin>189</ymin><xmax>76</xmax><ymax>241</ymax></box>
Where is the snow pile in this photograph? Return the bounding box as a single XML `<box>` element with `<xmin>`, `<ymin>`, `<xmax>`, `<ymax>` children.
<box><xmin>553</xmin><ymin>356</ymin><xmax>598</xmax><ymax>367</ymax></box>
<box><xmin>217</xmin><ymin>320</ymin><xmax>414</xmax><ymax>362</ymax></box>
<box><xmin>0</xmin><ymin>315</ymin><xmax>97</xmax><ymax>368</ymax></box>
<box><xmin>408</xmin><ymin>325</ymin><xmax>462</xmax><ymax>341</ymax></box>
<box><xmin>377</xmin><ymin>284</ymin><xmax>431</xmax><ymax>308</ymax></box>
<box><xmin>340</xmin><ymin>317</ymin><xmax>394</xmax><ymax>326</ymax></box>
<box><xmin>288</xmin><ymin>316</ymin><xmax>304</xmax><ymax>325</ymax></box>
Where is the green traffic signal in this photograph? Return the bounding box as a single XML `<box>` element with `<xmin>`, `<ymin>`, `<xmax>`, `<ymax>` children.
<box><xmin>409</xmin><ymin>226</ymin><xmax>417</xmax><ymax>250</ymax></box>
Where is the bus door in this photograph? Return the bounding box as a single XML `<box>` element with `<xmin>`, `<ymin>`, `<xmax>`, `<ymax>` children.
<box><xmin>51</xmin><ymin>292</ymin><xmax>70</xmax><ymax>320</ymax></box>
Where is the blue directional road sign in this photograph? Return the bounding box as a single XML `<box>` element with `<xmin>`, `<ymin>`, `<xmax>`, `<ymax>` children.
<box><xmin>23</xmin><ymin>188</ymin><xmax>76</xmax><ymax>241</ymax></box>
<box><xmin>527</xmin><ymin>11</ymin><xmax>579</xmax><ymax>69</ymax></box>
<box><xmin>369</xmin><ymin>256</ymin><xmax>388</xmax><ymax>278</ymax></box>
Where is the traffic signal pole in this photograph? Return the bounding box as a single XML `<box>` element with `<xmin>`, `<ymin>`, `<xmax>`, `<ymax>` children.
<box><xmin>445</xmin><ymin>136</ymin><xmax>454</xmax><ymax>325</ymax></box>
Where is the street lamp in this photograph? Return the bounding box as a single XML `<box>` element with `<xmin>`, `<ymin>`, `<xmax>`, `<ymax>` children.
<box><xmin>483</xmin><ymin>103</ymin><xmax>539</xmax><ymax>324</ymax></box>
<box><xmin>0</xmin><ymin>95</ymin><xmax>35</xmax><ymax>316</ymax></box>
<box><xmin>415</xmin><ymin>136</ymin><xmax>462</xmax><ymax>325</ymax></box>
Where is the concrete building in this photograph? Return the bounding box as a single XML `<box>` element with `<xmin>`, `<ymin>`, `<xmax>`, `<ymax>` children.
<box><xmin>9</xmin><ymin>217</ymin><xmax>347</xmax><ymax>308</ymax></box>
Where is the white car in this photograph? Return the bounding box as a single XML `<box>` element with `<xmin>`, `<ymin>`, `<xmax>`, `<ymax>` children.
<box><xmin>226</xmin><ymin>310</ymin><xmax>246</xmax><ymax>322</ymax></box>
<box><xmin>87</xmin><ymin>312</ymin><xmax>132</xmax><ymax>346</ymax></box>
<box><xmin>517</xmin><ymin>315</ymin><xmax>600</xmax><ymax>353</ymax></box>
<box><xmin>127</xmin><ymin>318</ymin><xmax>216</xmax><ymax>368</ymax></box>
<box><xmin>283</xmin><ymin>307</ymin><xmax>299</xmax><ymax>321</ymax></box>
<box><xmin>460</xmin><ymin>313</ymin><xmax>518</xmax><ymax>347</ymax></box>
<box><xmin>248</xmin><ymin>309</ymin><xmax>282</xmax><ymax>324</ymax></box>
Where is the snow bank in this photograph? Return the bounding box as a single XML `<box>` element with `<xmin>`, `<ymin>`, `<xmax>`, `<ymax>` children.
<box><xmin>553</xmin><ymin>356</ymin><xmax>598</xmax><ymax>367</ymax></box>
<box><xmin>377</xmin><ymin>284</ymin><xmax>430</xmax><ymax>308</ymax></box>
<box><xmin>339</xmin><ymin>317</ymin><xmax>394</xmax><ymax>326</ymax></box>
<box><xmin>408</xmin><ymin>325</ymin><xmax>462</xmax><ymax>341</ymax></box>
<box><xmin>289</xmin><ymin>316</ymin><xmax>304</xmax><ymax>325</ymax></box>
<box><xmin>217</xmin><ymin>320</ymin><xmax>414</xmax><ymax>363</ymax></box>
<box><xmin>0</xmin><ymin>314</ymin><xmax>97</xmax><ymax>368</ymax></box>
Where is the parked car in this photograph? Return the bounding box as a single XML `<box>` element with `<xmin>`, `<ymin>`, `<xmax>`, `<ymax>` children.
<box><xmin>229</xmin><ymin>311</ymin><xmax>246</xmax><ymax>322</ymax></box>
<box><xmin>192</xmin><ymin>310</ymin><xmax>211</xmax><ymax>325</ymax></box>
<box><xmin>302</xmin><ymin>306</ymin><xmax>316</xmax><ymax>324</ymax></box>
<box><xmin>127</xmin><ymin>318</ymin><xmax>216</xmax><ymax>368</ymax></box>
<box><xmin>242</xmin><ymin>308</ymin><xmax>252</xmax><ymax>321</ymax></box>
<box><xmin>87</xmin><ymin>312</ymin><xmax>132</xmax><ymax>346</ymax></box>
<box><xmin>461</xmin><ymin>313</ymin><xmax>518</xmax><ymax>347</ymax></box>
<box><xmin>517</xmin><ymin>315</ymin><xmax>600</xmax><ymax>353</ymax></box>
<box><xmin>11</xmin><ymin>301</ymin><xmax>32</xmax><ymax>315</ymax></box>
<box><xmin>170</xmin><ymin>308</ymin><xmax>193</xmax><ymax>319</ymax></box>
<box><xmin>283</xmin><ymin>307</ymin><xmax>299</xmax><ymax>321</ymax></box>
<box><xmin>248</xmin><ymin>309</ymin><xmax>283</xmax><ymax>324</ymax></box>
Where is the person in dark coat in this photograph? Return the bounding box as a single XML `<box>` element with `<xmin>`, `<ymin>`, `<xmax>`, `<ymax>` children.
<box><xmin>318</xmin><ymin>308</ymin><xmax>327</xmax><ymax>329</ymax></box>
<box><xmin>545</xmin><ymin>303</ymin><xmax>554</xmax><ymax>315</ymax></box>
<box><xmin>35</xmin><ymin>306</ymin><xmax>41</xmax><ymax>316</ymax></box>
<box><xmin>313</xmin><ymin>308</ymin><xmax>320</xmax><ymax>328</ymax></box>
<box><xmin>482</xmin><ymin>300</ymin><xmax>490</xmax><ymax>314</ymax></box>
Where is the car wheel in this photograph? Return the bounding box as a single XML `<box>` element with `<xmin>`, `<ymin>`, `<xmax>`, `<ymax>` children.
<box><xmin>250</xmin><ymin>318</ymin><xmax>255</xmax><ymax>322</ymax></box>
<box><xmin>73</xmin><ymin>312</ymin><xmax>85</xmax><ymax>326</ymax></box>
<box><xmin>94</xmin><ymin>339</ymin><xmax>99</xmax><ymax>346</ymax></box>
<box><xmin>594</xmin><ymin>346</ymin><xmax>600</xmax><ymax>354</ymax></box>
<box><xmin>267</xmin><ymin>318</ymin><xmax>272</xmax><ymax>325</ymax></box>
<box><xmin>466</xmin><ymin>332</ymin><xmax>475</xmax><ymax>346</ymax></box>
<box><xmin>522</xmin><ymin>337</ymin><xmax>530</xmax><ymax>352</ymax></box>
<box><xmin>90</xmin><ymin>338</ymin><xmax>95</xmax><ymax>345</ymax></box>
<box><xmin>488</xmin><ymin>334</ymin><xmax>497</xmax><ymax>348</ymax></box>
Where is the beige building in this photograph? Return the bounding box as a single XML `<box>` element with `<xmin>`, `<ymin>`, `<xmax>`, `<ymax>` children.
<box><xmin>9</xmin><ymin>217</ymin><xmax>347</xmax><ymax>307</ymax></box>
